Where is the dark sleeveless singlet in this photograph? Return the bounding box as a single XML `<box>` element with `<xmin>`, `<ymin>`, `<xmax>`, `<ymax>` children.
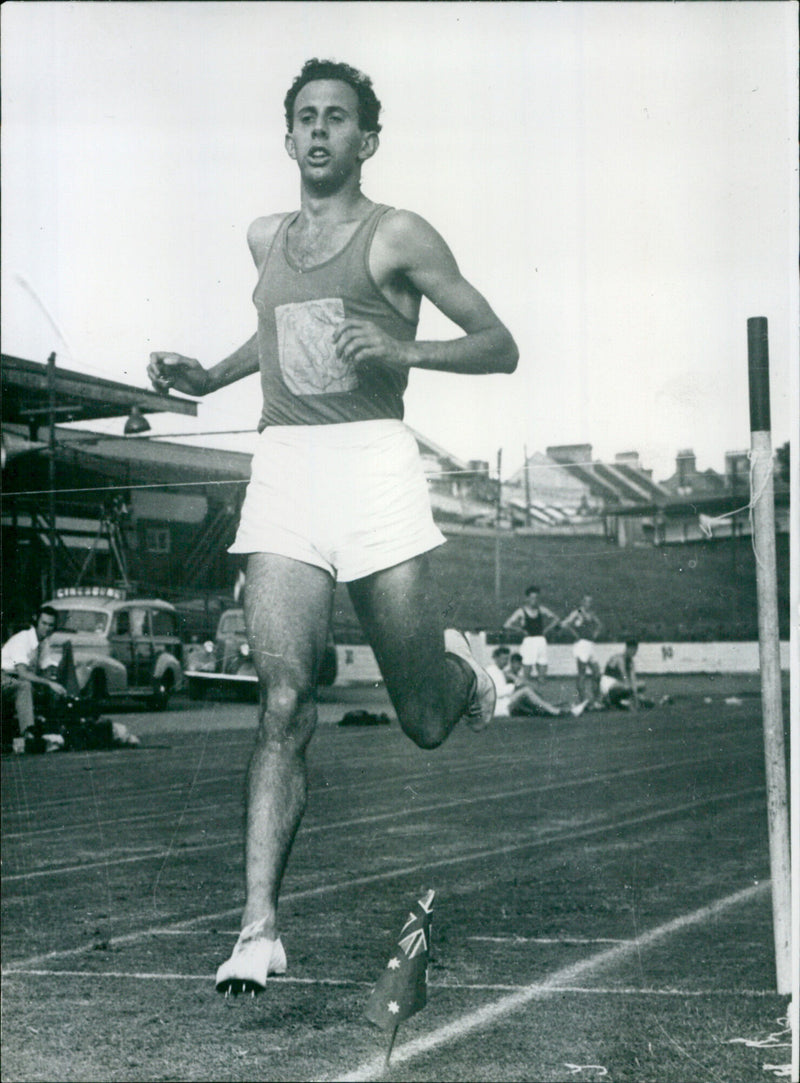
<box><xmin>522</xmin><ymin>608</ymin><xmax>544</xmax><ymax>636</ymax></box>
<box><xmin>252</xmin><ymin>203</ymin><xmax>418</xmax><ymax>428</ymax></box>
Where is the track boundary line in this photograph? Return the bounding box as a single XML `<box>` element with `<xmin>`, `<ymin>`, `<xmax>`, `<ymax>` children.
<box><xmin>2</xmin><ymin>968</ymin><xmax>778</xmax><ymax>999</ymax></box>
<box><xmin>331</xmin><ymin>882</ymin><xmax>771</xmax><ymax>1082</ymax></box>
<box><xmin>2</xmin><ymin>785</ymin><xmax>765</xmax><ymax>972</ymax></box>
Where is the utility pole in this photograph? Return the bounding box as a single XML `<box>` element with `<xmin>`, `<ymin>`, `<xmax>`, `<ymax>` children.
<box><xmin>523</xmin><ymin>444</ymin><xmax>532</xmax><ymax>526</ymax></box>
<box><xmin>47</xmin><ymin>351</ymin><xmax>57</xmax><ymax>598</ymax></box>
<box><xmin>494</xmin><ymin>448</ymin><xmax>503</xmax><ymax>607</ymax></box>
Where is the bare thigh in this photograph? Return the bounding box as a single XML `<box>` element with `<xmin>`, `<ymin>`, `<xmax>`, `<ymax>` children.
<box><xmin>347</xmin><ymin>553</ymin><xmax>460</xmax><ymax>746</ymax></box>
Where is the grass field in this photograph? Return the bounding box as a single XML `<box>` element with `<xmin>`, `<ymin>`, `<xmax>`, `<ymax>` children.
<box><xmin>331</xmin><ymin>533</ymin><xmax>791</xmax><ymax>644</ymax></box>
<box><xmin>1</xmin><ymin>676</ymin><xmax>791</xmax><ymax>1083</ymax></box>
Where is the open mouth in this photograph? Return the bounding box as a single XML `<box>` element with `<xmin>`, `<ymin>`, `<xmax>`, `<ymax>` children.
<box><xmin>308</xmin><ymin>148</ymin><xmax>331</xmax><ymax>164</ymax></box>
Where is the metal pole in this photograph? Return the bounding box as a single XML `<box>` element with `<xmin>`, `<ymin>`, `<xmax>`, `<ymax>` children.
<box><xmin>747</xmin><ymin>316</ymin><xmax>791</xmax><ymax>994</ymax></box>
<box><xmin>494</xmin><ymin>448</ymin><xmax>503</xmax><ymax>607</ymax></box>
<box><xmin>47</xmin><ymin>351</ymin><xmax>57</xmax><ymax>598</ymax></box>
<box><xmin>523</xmin><ymin>443</ymin><xmax>532</xmax><ymax>527</ymax></box>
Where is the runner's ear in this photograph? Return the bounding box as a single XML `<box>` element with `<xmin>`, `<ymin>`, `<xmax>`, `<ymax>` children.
<box><xmin>357</xmin><ymin>132</ymin><xmax>379</xmax><ymax>161</ymax></box>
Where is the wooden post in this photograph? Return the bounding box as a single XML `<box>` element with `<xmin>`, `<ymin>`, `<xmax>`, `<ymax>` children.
<box><xmin>747</xmin><ymin>316</ymin><xmax>791</xmax><ymax>994</ymax></box>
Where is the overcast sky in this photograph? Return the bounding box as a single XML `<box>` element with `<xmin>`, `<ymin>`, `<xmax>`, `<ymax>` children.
<box><xmin>2</xmin><ymin>1</ymin><xmax>797</xmax><ymax>482</ymax></box>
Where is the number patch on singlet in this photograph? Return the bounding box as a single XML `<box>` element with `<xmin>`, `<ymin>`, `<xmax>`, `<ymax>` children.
<box><xmin>275</xmin><ymin>297</ymin><xmax>358</xmax><ymax>395</ymax></box>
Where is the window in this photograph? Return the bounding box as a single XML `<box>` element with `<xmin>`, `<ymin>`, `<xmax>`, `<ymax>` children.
<box><xmin>218</xmin><ymin>611</ymin><xmax>246</xmax><ymax>636</ymax></box>
<box><xmin>56</xmin><ymin>609</ymin><xmax>109</xmax><ymax>634</ymax></box>
<box><xmin>145</xmin><ymin>527</ymin><xmax>171</xmax><ymax>554</ymax></box>
<box><xmin>151</xmin><ymin>610</ymin><xmax>177</xmax><ymax>637</ymax></box>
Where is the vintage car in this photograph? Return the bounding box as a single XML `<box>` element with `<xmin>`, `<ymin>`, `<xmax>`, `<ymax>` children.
<box><xmin>42</xmin><ymin>588</ymin><xmax>184</xmax><ymax>709</ymax></box>
<box><xmin>184</xmin><ymin>607</ymin><xmax>336</xmax><ymax>698</ymax></box>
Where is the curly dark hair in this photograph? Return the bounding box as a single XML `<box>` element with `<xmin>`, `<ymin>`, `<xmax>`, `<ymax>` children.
<box><xmin>284</xmin><ymin>59</ymin><xmax>382</xmax><ymax>133</ymax></box>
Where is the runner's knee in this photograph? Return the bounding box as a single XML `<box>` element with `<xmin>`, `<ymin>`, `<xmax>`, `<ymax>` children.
<box><xmin>258</xmin><ymin>677</ymin><xmax>317</xmax><ymax>742</ymax></box>
<box><xmin>394</xmin><ymin>701</ymin><xmax>449</xmax><ymax>750</ymax></box>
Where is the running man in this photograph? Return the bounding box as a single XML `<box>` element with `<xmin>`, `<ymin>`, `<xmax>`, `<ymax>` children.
<box><xmin>147</xmin><ymin>59</ymin><xmax>518</xmax><ymax>995</ymax></box>
<box><xmin>503</xmin><ymin>584</ymin><xmax>561</xmax><ymax>680</ymax></box>
<box><xmin>561</xmin><ymin>594</ymin><xmax>603</xmax><ymax>707</ymax></box>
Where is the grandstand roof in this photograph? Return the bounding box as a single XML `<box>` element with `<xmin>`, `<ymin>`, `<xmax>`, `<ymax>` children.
<box><xmin>545</xmin><ymin>445</ymin><xmax>671</xmax><ymax>508</ymax></box>
<box><xmin>1</xmin><ymin>424</ymin><xmax>253</xmax><ymax>494</ymax></box>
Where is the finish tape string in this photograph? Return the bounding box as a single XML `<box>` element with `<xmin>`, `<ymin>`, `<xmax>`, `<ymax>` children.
<box><xmin>698</xmin><ymin>448</ymin><xmax>773</xmax><ymax>570</ymax></box>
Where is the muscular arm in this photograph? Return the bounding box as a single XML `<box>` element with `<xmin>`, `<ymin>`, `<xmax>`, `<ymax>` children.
<box><xmin>15</xmin><ymin>663</ymin><xmax>65</xmax><ymax>696</ymax></box>
<box><xmin>334</xmin><ymin>210</ymin><xmax>518</xmax><ymax>375</ymax></box>
<box><xmin>148</xmin><ymin>336</ymin><xmax>260</xmax><ymax>396</ymax></box>
<box><xmin>560</xmin><ymin>610</ymin><xmax>579</xmax><ymax>639</ymax></box>
<box><xmin>503</xmin><ymin>608</ymin><xmax>525</xmax><ymax>631</ymax></box>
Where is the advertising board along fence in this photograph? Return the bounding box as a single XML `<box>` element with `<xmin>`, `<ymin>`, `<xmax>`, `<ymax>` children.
<box><xmin>333</xmin><ymin>637</ymin><xmax>790</xmax><ymax>685</ymax></box>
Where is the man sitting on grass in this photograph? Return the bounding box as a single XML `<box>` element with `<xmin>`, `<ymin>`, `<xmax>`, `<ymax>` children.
<box><xmin>486</xmin><ymin>647</ymin><xmax>584</xmax><ymax>718</ymax></box>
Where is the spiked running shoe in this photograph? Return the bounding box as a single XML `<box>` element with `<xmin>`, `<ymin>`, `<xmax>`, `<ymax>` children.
<box><xmin>215</xmin><ymin>924</ymin><xmax>287</xmax><ymax>996</ymax></box>
<box><xmin>444</xmin><ymin>628</ymin><xmax>496</xmax><ymax>731</ymax></box>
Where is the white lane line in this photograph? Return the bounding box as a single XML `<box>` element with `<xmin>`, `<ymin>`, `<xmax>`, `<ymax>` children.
<box><xmin>2</xmin><ymin>839</ymin><xmax>238</xmax><ymax>881</ymax></box>
<box><xmin>1</xmin><ymin>970</ymin><xmax>777</xmax><ymax>998</ymax></box>
<box><xmin>469</xmin><ymin>936</ymin><xmax>632</xmax><ymax>945</ymax></box>
<box><xmin>2</xmin><ymin>969</ymin><xmax>371</xmax><ymax>986</ymax></box>
<box><xmin>332</xmin><ymin>882</ymin><xmax>771</xmax><ymax>1082</ymax></box>
<box><xmin>2</xmin><ymin>786</ymin><xmax>765</xmax><ymax>972</ymax></box>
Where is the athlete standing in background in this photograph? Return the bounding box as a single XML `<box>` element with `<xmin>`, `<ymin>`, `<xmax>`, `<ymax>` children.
<box><xmin>503</xmin><ymin>584</ymin><xmax>562</xmax><ymax>681</ymax></box>
<box><xmin>561</xmin><ymin>594</ymin><xmax>603</xmax><ymax>707</ymax></box>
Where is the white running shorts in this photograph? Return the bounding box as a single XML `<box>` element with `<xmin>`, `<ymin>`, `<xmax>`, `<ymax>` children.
<box><xmin>599</xmin><ymin>674</ymin><xmax>621</xmax><ymax>697</ymax></box>
<box><xmin>572</xmin><ymin>638</ymin><xmax>598</xmax><ymax>665</ymax></box>
<box><xmin>520</xmin><ymin>635</ymin><xmax>548</xmax><ymax>668</ymax></box>
<box><xmin>229</xmin><ymin>419</ymin><xmax>446</xmax><ymax>582</ymax></box>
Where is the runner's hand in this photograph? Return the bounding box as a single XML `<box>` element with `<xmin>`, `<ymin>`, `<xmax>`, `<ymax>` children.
<box><xmin>332</xmin><ymin>320</ymin><xmax>411</xmax><ymax>370</ymax></box>
<box><xmin>148</xmin><ymin>353</ymin><xmax>209</xmax><ymax>395</ymax></box>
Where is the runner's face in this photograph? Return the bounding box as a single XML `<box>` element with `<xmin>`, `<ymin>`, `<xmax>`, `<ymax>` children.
<box><xmin>286</xmin><ymin>80</ymin><xmax>374</xmax><ymax>191</ymax></box>
<box><xmin>36</xmin><ymin>613</ymin><xmax>55</xmax><ymax>640</ymax></box>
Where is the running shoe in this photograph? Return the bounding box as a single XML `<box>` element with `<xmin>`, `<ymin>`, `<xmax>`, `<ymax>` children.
<box><xmin>444</xmin><ymin>629</ymin><xmax>496</xmax><ymax>731</ymax></box>
<box><xmin>215</xmin><ymin>924</ymin><xmax>287</xmax><ymax>995</ymax></box>
<box><xmin>570</xmin><ymin>699</ymin><xmax>591</xmax><ymax>717</ymax></box>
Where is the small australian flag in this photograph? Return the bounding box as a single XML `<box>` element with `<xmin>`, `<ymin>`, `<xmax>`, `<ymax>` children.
<box><xmin>365</xmin><ymin>890</ymin><xmax>435</xmax><ymax>1030</ymax></box>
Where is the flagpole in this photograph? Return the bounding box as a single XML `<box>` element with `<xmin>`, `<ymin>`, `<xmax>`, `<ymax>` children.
<box><xmin>383</xmin><ymin>1021</ymin><xmax>399</xmax><ymax>1070</ymax></box>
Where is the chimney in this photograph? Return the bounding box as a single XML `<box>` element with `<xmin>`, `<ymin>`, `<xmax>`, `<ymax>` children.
<box><xmin>615</xmin><ymin>451</ymin><xmax>641</xmax><ymax>470</ymax></box>
<box><xmin>546</xmin><ymin>443</ymin><xmax>593</xmax><ymax>465</ymax></box>
<box><xmin>725</xmin><ymin>450</ymin><xmax>749</xmax><ymax>490</ymax></box>
<box><xmin>468</xmin><ymin>460</ymin><xmax>489</xmax><ymax>476</ymax></box>
<box><xmin>676</xmin><ymin>449</ymin><xmax>695</xmax><ymax>486</ymax></box>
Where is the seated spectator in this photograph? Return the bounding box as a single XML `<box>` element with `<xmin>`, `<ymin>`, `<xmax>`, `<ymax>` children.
<box><xmin>1</xmin><ymin>607</ymin><xmax>68</xmax><ymax>748</ymax></box>
<box><xmin>486</xmin><ymin>647</ymin><xmax>584</xmax><ymax>718</ymax></box>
